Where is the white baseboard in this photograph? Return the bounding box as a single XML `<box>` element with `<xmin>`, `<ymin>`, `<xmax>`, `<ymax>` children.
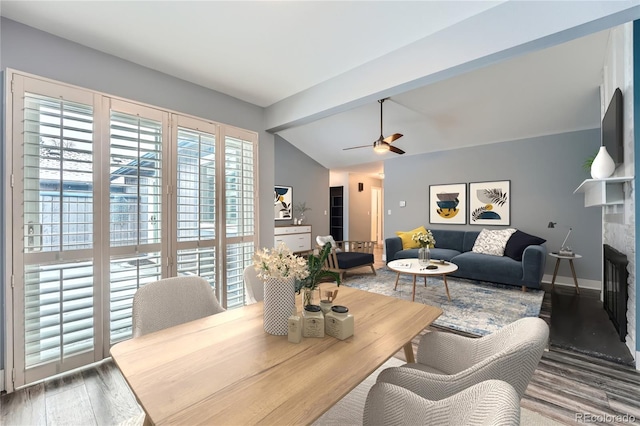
<box><xmin>541</xmin><ymin>274</ymin><xmax>601</xmax><ymax>291</ymax></box>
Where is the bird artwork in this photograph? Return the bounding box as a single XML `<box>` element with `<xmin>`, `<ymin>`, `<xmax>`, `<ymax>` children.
<box><xmin>274</xmin><ymin>186</ymin><xmax>292</xmax><ymax>219</ymax></box>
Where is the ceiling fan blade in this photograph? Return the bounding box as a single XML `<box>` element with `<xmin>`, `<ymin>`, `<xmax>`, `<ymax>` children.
<box><xmin>383</xmin><ymin>133</ymin><xmax>403</xmax><ymax>144</ymax></box>
<box><xmin>343</xmin><ymin>144</ymin><xmax>372</xmax><ymax>151</ymax></box>
<box><xmin>389</xmin><ymin>145</ymin><xmax>405</xmax><ymax>155</ymax></box>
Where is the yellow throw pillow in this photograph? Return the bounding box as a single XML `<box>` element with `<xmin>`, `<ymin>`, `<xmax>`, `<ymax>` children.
<box><xmin>395</xmin><ymin>226</ymin><xmax>428</xmax><ymax>249</ymax></box>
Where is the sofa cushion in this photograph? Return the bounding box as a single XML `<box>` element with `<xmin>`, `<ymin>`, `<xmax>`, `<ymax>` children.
<box><xmin>462</xmin><ymin>231</ymin><xmax>481</xmax><ymax>253</ymax></box>
<box><xmin>452</xmin><ymin>252</ymin><xmax>523</xmax><ymax>284</ymax></box>
<box><xmin>430</xmin><ymin>248</ymin><xmax>461</xmax><ymax>262</ymax></box>
<box><xmin>395</xmin><ymin>226</ymin><xmax>427</xmax><ymax>249</ymax></box>
<box><xmin>472</xmin><ymin>228</ymin><xmax>517</xmax><ymax>256</ymax></box>
<box><xmin>395</xmin><ymin>248</ymin><xmax>461</xmax><ymax>262</ymax></box>
<box><xmin>430</xmin><ymin>229</ymin><xmax>465</xmax><ymax>252</ymax></box>
<box><xmin>336</xmin><ymin>252</ymin><xmax>374</xmax><ymax>269</ymax></box>
<box><xmin>504</xmin><ymin>230</ymin><xmax>546</xmax><ymax>261</ymax></box>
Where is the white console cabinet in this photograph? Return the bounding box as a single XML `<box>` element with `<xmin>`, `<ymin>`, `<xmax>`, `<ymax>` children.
<box><xmin>274</xmin><ymin>225</ymin><xmax>312</xmax><ymax>253</ymax></box>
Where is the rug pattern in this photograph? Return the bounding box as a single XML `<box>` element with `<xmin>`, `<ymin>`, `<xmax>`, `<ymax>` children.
<box><xmin>343</xmin><ymin>267</ymin><xmax>544</xmax><ymax>336</ymax></box>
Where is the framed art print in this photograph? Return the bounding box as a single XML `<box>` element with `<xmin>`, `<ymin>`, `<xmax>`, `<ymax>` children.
<box><xmin>429</xmin><ymin>183</ymin><xmax>467</xmax><ymax>225</ymax></box>
<box><xmin>274</xmin><ymin>186</ymin><xmax>292</xmax><ymax>220</ymax></box>
<box><xmin>469</xmin><ymin>180</ymin><xmax>510</xmax><ymax>226</ymax></box>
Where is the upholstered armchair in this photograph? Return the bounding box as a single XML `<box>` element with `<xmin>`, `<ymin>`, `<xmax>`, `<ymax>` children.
<box><xmin>316</xmin><ymin>235</ymin><xmax>376</xmax><ymax>281</ymax></box>
<box><xmin>363</xmin><ymin>380</ymin><xmax>520</xmax><ymax>426</ymax></box>
<box><xmin>131</xmin><ymin>276</ymin><xmax>225</xmax><ymax>337</ymax></box>
<box><xmin>243</xmin><ymin>265</ymin><xmax>263</xmax><ymax>304</ymax></box>
<box><xmin>377</xmin><ymin>317</ymin><xmax>549</xmax><ymax>401</ymax></box>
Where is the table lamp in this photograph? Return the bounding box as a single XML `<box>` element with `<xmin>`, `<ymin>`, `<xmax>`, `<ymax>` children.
<box><xmin>548</xmin><ymin>221</ymin><xmax>574</xmax><ymax>256</ymax></box>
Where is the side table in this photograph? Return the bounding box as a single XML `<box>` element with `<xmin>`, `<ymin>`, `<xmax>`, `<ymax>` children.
<box><xmin>549</xmin><ymin>253</ymin><xmax>582</xmax><ymax>294</ymax></box>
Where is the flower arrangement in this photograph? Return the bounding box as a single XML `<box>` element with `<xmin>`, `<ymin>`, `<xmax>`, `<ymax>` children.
<box><xmin>253</xmin><ymin>242</ymin><xmax>309</xmax><ymax>281</ymax></box>
<box><xmin>412</xmin><ymin>230</ymin><xmax>436</xmax><ymax>248</ymax></box>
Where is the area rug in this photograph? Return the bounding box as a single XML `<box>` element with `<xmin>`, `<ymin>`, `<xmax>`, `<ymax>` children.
<box><xmin>343</xmin><ymin>267</ymin><xmax>544</xmax><ymax>336</ymax></box>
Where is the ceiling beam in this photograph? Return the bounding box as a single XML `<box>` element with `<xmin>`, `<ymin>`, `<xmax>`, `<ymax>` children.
<box><xmin>265</xmin><ymin>1</ymin><xmax>640</xmax><ymax>133</ymax></box>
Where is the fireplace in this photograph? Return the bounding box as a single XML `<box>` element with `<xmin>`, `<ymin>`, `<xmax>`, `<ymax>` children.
<box><xmin>603</xmin><ymin>244</ymin><xmax>628</xmax><ymax>342</ymax></box>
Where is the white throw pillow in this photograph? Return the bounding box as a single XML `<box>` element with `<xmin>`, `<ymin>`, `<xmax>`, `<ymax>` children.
<box><xmin>316</xmin><ymin>235</ymin><xmax>342</xmax><ymax>252</ymax></box>
<box><xmin>472</xmin><ymin>228</ymin><xmax>517</xmax><ymax>256</ymax></box>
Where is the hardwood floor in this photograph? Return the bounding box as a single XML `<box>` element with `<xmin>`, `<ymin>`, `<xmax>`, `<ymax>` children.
<box><xmin>3</xmin><ymin>250</ymin><xmax>639</xmax><ymax>425</ymax></box>
<box><xmin>1</xmin><ymin>359</ymin><xmax>142</xmax><ymax>426</ymax></box>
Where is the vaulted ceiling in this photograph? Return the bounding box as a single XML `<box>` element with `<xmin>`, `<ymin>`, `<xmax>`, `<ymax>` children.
<box><xmin>3</xmin><ymin>1</ymin><xmax>639</xmax><ymax>175</ymax></box>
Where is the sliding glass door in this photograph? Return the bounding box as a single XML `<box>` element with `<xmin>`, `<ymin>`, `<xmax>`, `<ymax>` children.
<box><xmin>7</xmin><ymin>72</ymin><xmax>258</xmax><ymax>390</ymax></box>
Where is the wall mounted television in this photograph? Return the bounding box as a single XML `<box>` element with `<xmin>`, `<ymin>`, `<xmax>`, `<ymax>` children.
<box><xmin>602</xmin><ymin>87</ymin><xmax>623</xmax><ymax>165</ymax></box>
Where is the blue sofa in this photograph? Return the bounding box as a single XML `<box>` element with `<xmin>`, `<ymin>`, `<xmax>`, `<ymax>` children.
<box><xmin>385</xmin><ymin>229</ymin><xmax>546</xmax><ymax>290</ymax></box>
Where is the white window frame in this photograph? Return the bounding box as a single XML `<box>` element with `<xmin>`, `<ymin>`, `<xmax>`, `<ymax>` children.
<box><xmin>3</xmin><ymin>69</ymin><xmax>259</xmax><ymax>392</ymax></box>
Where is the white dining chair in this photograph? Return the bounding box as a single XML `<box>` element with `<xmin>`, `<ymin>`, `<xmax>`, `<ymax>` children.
<box><xmin>363</xmin><ymin>380</ymin><xmax>520</xmax><ymax>426</ymax></box>
<box><xmin>377</xmin><ymin>317</ymin><xmax>549</xmax><ymax>401</ymax></box>
<box><xmin>244</xmin><ymin>265</ymin><xmax>263</xmax><ymax>304</ymax></box>
<box><xmin>131</xmin><ymin>275</ymin><xmax>225</xmax><ymax>337</ymax></box>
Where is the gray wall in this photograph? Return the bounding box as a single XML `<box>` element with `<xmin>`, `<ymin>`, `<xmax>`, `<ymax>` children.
<box><xmin>274</xmin><ymin>135</ymin><xmax>330</xmax><ymax>241</ymax></box>
<box><xmin>0</xmin><ymin>18</ymin><xmax>275</xmax><ymax>372</ymax></box>
<box><xmin>384</xmin><ymin>129</ymin><xmax>602</xmax><ymax>281</ymax></box>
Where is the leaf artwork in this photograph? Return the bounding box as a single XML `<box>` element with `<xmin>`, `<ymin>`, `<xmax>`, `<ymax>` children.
<box><xmin>483</xmin><ymin>189</ymin><xmax>508</xmax><ymax>206</ymax></box>
<box><xmin>471</xmin><ymin>206</ymin><xmax>488</xmax><ymax>221</ymax></box>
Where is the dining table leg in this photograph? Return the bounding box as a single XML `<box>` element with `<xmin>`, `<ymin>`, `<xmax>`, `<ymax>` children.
<box><xmin>403</xmin><ymin>342</ymin><xmax>416</xmax><ymax>363</ymax></box>
<box><xmin>143</xmin><ymin>413</ymin><xmax>154</xmax><ymax>426</ymax></box>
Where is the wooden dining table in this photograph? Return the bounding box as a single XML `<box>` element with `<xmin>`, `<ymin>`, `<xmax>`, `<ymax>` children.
<box><xmin>110</xmin><ymin>285</ymin><xmax>442</xmax><ymax>425</ymax></box>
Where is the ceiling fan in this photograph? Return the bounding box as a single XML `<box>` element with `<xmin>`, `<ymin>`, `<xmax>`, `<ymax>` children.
<box><xmin>343</xmin><ymin>98</ymin><xmax>405</xmax><ymax>155</ymax></box>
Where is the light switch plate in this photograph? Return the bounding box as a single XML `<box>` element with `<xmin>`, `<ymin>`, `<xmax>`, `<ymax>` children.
<box><xmin>399</xmin><ymin>201</ymin><xmax>406</xmax><ymax>207</ymax></box>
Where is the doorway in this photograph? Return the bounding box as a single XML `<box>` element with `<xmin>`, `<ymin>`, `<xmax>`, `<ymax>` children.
<box><xmin>371</xmin><ymin>186</ymin><xmax>383</xmax><ymax>245</ymax></box>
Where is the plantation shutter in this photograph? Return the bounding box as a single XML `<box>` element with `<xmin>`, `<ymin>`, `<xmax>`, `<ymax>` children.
<box><xmin>108</xmin><ymin>105</ymin><xmax>166</xmax><ymax>344</ymax></box>
<box><xmin>173</xmin><ymin>118</ymin><xmax>218</xmax><ymax>290</ymax></box>
<box><xmin>223</xmin><ymin>130</ymin><xmax>257</xmax><ymax>308</ymax></box>
<box><xmin>17</xmin><ymin>85</ymin><xmax>99</xmax><ymax>384</ymax></box>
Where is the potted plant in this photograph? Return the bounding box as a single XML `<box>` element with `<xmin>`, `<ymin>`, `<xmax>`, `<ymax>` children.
<box><xmin>296</xmin><ymin>243</ymin><xmax>341</xmax><ymax>306</ymax></box>
<box><xmin>583</xmin><ymin>150</ymin><xmax>598</xmax><ymax>174</ymax></box>
<box><xmin>294</xmin><ymin>201</ymin><xmax>312</xmax><ymax>224</ymax></box>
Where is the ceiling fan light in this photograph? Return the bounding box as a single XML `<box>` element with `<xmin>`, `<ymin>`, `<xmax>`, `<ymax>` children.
<box><xmin>373</xmin><ymin>140</ymin><xmax>389</xmax><ymax>153</ymax></box>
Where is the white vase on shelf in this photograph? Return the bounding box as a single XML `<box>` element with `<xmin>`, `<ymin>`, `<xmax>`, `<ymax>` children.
<box><xmin>590</xmin><ymin>146</ymin><xmax>615</xmax><ymax>179</ymax></box>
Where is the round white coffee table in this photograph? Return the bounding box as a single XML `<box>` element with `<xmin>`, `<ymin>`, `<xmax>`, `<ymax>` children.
<box><xmin>387</xmin><ymin>258</ymin><xmax>458</xmax><ymax>302</ymax></box>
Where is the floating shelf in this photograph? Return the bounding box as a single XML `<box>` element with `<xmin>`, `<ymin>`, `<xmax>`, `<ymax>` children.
<box><xmin>574</xmin><ymin>177</ymin><xmax>633</xmax><ymax>207</ymax></box>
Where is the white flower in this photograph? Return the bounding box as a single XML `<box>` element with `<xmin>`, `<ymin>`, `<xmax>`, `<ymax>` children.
<box><xmin>412</xmin><ymin>230</ymin><xmax>436</xmax><ymax>248</ymax></box>
<box><xmin>253</xmin><ymin>242</ymin><xmax>310</xmax><ymax>281</ymax></box>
